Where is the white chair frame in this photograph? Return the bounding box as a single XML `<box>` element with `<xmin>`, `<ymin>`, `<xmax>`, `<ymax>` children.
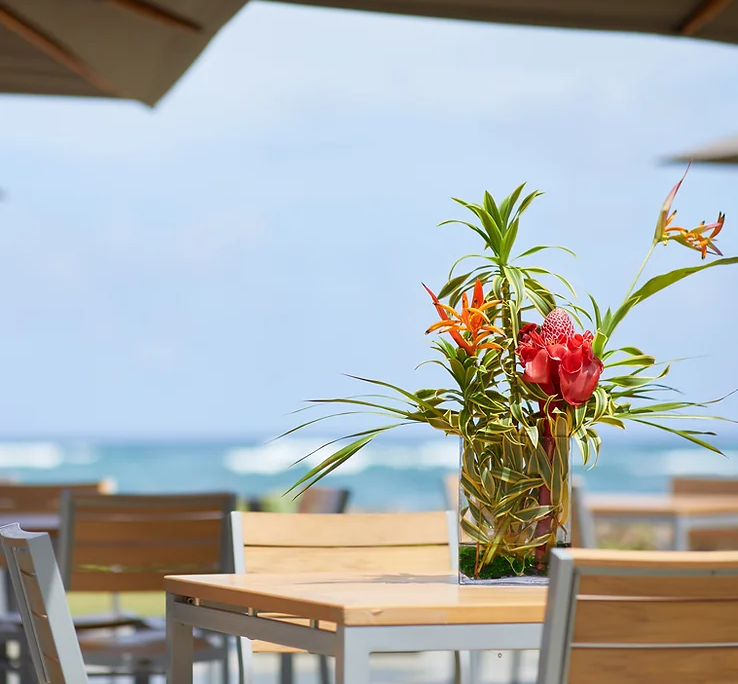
<box><xmin>0</xmin><ymin>523</ymin><xmax>89</xmax><ymax>684</ymax></box>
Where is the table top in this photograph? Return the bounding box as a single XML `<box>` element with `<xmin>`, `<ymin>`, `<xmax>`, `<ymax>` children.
<box><xmin>0</xmin><ymin>513</ymin><xmax>59</xmax><ymax>532</ymax></box>
<box><xmin>164</xmin><ymin>572</ymin><xmax>548</xmax><ymax>626</ymax></box>
<box><xmin>587</xmin><ymin>493</ymin><xmax>738</xmax><ymax>517</ymax></box>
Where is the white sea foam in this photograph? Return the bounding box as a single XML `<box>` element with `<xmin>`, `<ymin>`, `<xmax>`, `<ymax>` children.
<box><xmin>64</xmin><ymin>443</ymin><xmax>99</xmax><ymax>465</ymax></box>
<box><xmin>0</xmin><ymin>442</ymin><xmax>63</xmax><ymax>469</ymax></box>
<box><xmin>224</xmin><ymin>437</ymin><xmax>459</xmax><ymax>475</ymax></box>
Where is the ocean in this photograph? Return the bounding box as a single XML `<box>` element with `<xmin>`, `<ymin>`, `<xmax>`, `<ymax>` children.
<box><xmin>1</xmin><ymin>434</ymin><xmax>737</xmax><ymax>510</ymax></box>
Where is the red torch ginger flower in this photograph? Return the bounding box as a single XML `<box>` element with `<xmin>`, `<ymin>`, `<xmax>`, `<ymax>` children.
<box><xmin>424</xmin><ymin>280</ymin><xmax>503</xmax><ymax>356</ymax></box>
<box><xmin>516</xmin><ymin>308</ymin><xmax>603</xmax><ymax>407</ymax></box>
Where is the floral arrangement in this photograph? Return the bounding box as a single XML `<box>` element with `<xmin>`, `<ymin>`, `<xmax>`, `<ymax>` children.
<box><xmin>286</xmin><ymin>170</ymin><xmax>736</xmax><ymax>580</ymax></box>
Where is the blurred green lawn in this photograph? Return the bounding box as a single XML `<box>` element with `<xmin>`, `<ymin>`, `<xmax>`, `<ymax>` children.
<box><xmin>67</xmin><ymin>592</ymin><xmax>164</xmax><ymax>617</ymax></box>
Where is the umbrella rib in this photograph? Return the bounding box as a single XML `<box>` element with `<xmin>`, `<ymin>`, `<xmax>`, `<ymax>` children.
<box><xmin>678</xmin><ymin>0</ymin><xmax>735</xmax><ymax>36</ymax></box>
<box><xmin>0</xmin><ymin>3</ymin><xmax>118</xmax><ymax>96</ymax></box>
<box><xmin>104</xmin><ymin>0</ymin><xmax>203</xmax><ymax>33</ymax></box>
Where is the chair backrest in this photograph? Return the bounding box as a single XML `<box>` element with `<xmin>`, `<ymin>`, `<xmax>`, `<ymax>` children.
<box><xmin>672</xmin><ymin>477</ymin><xmax>738</xmax><ymax>550</ymax></box>
<box><xmin>231</xmin><ymin>510</ymin><xmax>457</xmax><ymax>574</ymax></box>
<box><xmin>296</xmin><ymin>487</ymin><xmax>350</xmax><ymax>514</ymax></box>
<box><xmin>538</xmin><ymin>548</ymin><xmax>738</xmax><ymax>684</ymax></box>
<box><xmin>0</xmin><ymin>524</ymin><xmax>88</xmax><ymax>684</ymax></box>
<box><xmin>0</xmin><ymin>481</ymin><xmax>111</xmax><ymax>514</ymax></box>
<box><xmin>672</xmin><ymin>477</ymin><xmax>738</xmax><ymax>496</ymax></box>
<box><xmin>59</xmin><ymin>492</ymin><xmax>236</xmax><ymax>592</ymax></box>
<box><xmin>443</xmin><ymin>473</ymin><xmax>459</xmax><ymax>512</ymax></box>
<box><xmin>570</xmin><ymin>477</ymin><xmax>596</xmax><ymax>548</ymax></box>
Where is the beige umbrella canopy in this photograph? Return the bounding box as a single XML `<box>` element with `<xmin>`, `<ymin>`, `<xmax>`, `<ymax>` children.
<box><xmin>273</xmin><ymin>0</ymin><xmax>738</xmax><ymax>45</ymax></box>
<box><xmin>0</xmin><ymin>0</ymin><xmax>248</xmax><ymax>106</ymax></box>
<box><xmin>669</xmin><ymin>135</ymin><xmax>738</xmax><ymax>164</ymax></box>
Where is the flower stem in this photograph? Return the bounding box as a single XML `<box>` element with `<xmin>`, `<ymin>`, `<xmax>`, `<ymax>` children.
<box><xmin>623</xmin><ymin>242</ymin><xmax>656</xmax><ymax>301</ymax></box>
<box><xmin>500</xmin><ymin>281</ymin><xmax>521</xmax><ymax>415</ymax></box>
<box><xmin>534</xmin><ymin>405</ymin><xmax>555</xmax><ymax>561</ymax></box>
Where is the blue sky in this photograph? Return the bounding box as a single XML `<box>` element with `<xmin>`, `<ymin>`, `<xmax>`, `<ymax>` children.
<box><xmin>0</xmin><ymin>2</ymin><xmax>736</xmax><ymax>439</ymax></box>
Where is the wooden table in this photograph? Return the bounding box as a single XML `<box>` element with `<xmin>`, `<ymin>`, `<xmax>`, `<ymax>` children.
<box><xmin>164</xmin><ymin>572</ymin><xmax>547</xmax><ymax>684</ymax></box>
<box><xmin>587</xmin><ymin>494</ymin><xmax>738</xmax><ymax>550</ymax></box>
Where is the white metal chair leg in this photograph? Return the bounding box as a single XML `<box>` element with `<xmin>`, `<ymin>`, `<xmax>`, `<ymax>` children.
<box><xmin>318</xmin><ymin>654</ymin><xmax>331</xmax><ymax>684</ymax></box>
<box><xmin>279</xmin><ymin>653</ymin><xmax>294</xmax><ymax>684</ymax></box>
<box><xmin>510</xmin><ymin>650</ymin><xmax>523</xmax><ymax>683</ymax></box>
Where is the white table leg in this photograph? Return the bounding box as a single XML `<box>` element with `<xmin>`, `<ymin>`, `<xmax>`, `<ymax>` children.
<box><xmin>335</xmin><ymin>627</ymin><xmax>370</xmax><ymax>684</ymax></box>
<box><xmin>167</xmin><ymin>593</ymin><xmax>194</xmax><ymax>684</ymax></box>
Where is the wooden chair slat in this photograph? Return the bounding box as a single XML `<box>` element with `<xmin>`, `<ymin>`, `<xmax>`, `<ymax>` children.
<box><xmin>561</xmin><ymin>548</ymin><xmax>738</xmax><ymax>570</ymax></box>
<box><xmin>71</xmin><ymin>542</ymin><xmax>221</xmax><ymax>568</ymax></box>
<box><xmin>28</xmin><ymin>612</ymin><xmax>59</xmax><ymax>665</ymax></box>
<box><xmin>568</xmin><ymin>647</ymin><xmax>738</xmax><ymax>684</ymax></box>
<box><xmin>578</xmin><ymin>573</ymin><xmax>738</xmax><ymax>598</ymax></box>
<box><xmin>41</xmin><ymin>653</ymin><xmax>66</xmax><ymax>684</ymax></box>
<box><xmin>240</xmin><ymin>511</ymin><xmax>450</xmax><ymax>547</ymax></box>
<box><xmin>14</xmin><ymin>545</ymin><xmax>37</xmax><ymax>575</ymax></box>
<box><xmin>18</xmin><ymin>570</ymin><xmax>47</xmax><ymax>617</ymax></box>
<box><xmin>0</xmin><ymin>483</ymin><xmax>105</xmax><ymax>512</ymax></box>
<box><xmin>244</xmin><ymin>545</ymin><xmax>451</xmax><ymax>574</ymax></box>
<box><xmin>73</xmin><ymin>517</ymin><xmax>223</xmax><ymax>544</ymax></box>
<box><xmin>672</xmin><ymin>477</ymin><xmax>738</xmax><ymax>496</ymax></box>
<box><xmin>70</xmin><ymin>570</ymin><xmax>191</xmax><ymax>592</ymax></box>
<box><xmin>688</xmin><ymin>528</ymin><xmax>738</xmax><ymax>551</ymax></box>
<box><xmin>573</xmin><ymin>597</ymin><xmax>738</xmax><ymax>644</ymax></box>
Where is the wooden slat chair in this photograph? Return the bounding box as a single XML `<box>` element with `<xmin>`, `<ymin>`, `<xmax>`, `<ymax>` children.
<box><xmin>570</xmin><ymin>477</ymin><xmax>596</xmax><ymax>549</ymax></box>
<box><xmin>538</xmin><ymin>548</ymin><xmax>738</xmax><ymax>684</ymax></box>
<box><xmin>0</xmin><ymin>481</ymin><xmax>115</xmax><ymax>680</ymax></box>
<box><xmin>671</xmin><ymin>477</ymin><xmax>738</xmax><ymax>550</ymax></box>
<box><xmin>58</xmin><ymin>492</ymin><xmax>236</xmax><ymax>683</ymax></box>
<box><xmin>0</xmin><ymin>481</ymin><xmax>112</xmax><ymax>517</ymax></box>
<box><xmin>231</xmin><ymin>510</ymin><xmax>458</xmax><ymax>684</ymax></box>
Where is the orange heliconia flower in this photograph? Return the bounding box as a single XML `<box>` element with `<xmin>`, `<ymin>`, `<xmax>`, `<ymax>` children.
<box><xmin>656</xmin><ymin>166</ymin><xmax>726</xmax><ymax>260</ymax></box>
<box><xmin>663</xmin><ymin>211</ymin><xmax>725</xmax><ymax>259</ymax></box>
<box><xmin>423</xmin><ymin>280</ymin><xmax>502</xmax><ymax>356</ymax></box>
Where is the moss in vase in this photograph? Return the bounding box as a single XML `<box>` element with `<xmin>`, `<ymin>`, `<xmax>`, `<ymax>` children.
<box><xmin>458</xmin><ymin>542</ymin><xmax>571</xmax><ymax>580</ymax></box>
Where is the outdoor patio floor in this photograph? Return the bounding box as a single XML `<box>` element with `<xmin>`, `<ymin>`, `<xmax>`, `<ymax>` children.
<box><xmin>142</xmin><ymin>649</ymin><xmax>540</xmax><ymax>684</ymax></box>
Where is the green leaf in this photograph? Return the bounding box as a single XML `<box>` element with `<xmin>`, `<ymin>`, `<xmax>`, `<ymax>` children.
<box><xmin>438</xmin><ymin>218</ymin><xmax>489</xmax><ymax>247</ymax></box>
<box><xmin>286</xmin><ymin>434</ymin><xmax>377</xmax><ymax>496</ymax></box>
<box><xmin>592</xmin><ymin>330</ymin><xmax>608</xmax><ymax>359</ymax></box>
<box><xmin>525</xmin><ymin>267</ymin><xmax>577</xmax><ymax>298</ymax></box>
<box><xmin>603</xmin><ymin>257</ymin><xmax>738</xmax><ymax>342</ymax></box>
<box><xmin>513</xmin><ymin>190</ymin><xmax>544</xmax><ymax>221</ymax></box>
<box><xmin>628</xmin><ymin>419</ymin><xmax>725</xmax><ymax>456</ymax></box>
<box><xmin>502</xmin><ymin>265</ymin><xmax>526</xmax><ymax>313</ymax></box>
<box><xmin>514</xmin><ymin>244</ymin><xmax>577</xmax><ymax>261</ymax></box>
<box><xmin>500</xmin><ymin>218</ymin><xmax>520</xmax><ymax>262</ymax></box>
<box><xmin>588</xmin><ymin>293</ymin><xmax>602</xmax><ymax>329</ymax></box>
<box><xmin>631</xmin><ymin>256</ymin><xmax>738</xmax><ymax>303</ymax></box>
<box><xmin>498</xmin><ymin>183</ymin><xmax>525</xmax><ymax>223</ymax></box>
<box><xmin>605</xmin><ymin>355</ymin><xmax>656</xmax><ymax>369</ymax></box>
<box><xmin>483</xmin><ymin>191</ymin><xmax>504</xmax><ymax>228</ymax></box>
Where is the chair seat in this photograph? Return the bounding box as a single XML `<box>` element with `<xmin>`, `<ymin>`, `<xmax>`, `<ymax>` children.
<box><xmin>79</xmin><ymin>628</ymin><xmax>219</xmax><ymax>663</ymax></box>
<box><xmin>0</xmin><ymin>610</ymin><xmax>145</xmax><ymax>632</ymax></box>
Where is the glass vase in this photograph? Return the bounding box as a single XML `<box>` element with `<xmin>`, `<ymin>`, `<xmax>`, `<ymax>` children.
<box><xmin>457</xmin><ymin>424</ymin><xmax>571</xmax><ymax>585</ymax></box>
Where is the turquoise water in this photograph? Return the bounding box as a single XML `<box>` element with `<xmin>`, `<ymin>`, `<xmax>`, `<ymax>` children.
<box><xmin>1</xmin><ymin>434</ymin><xmax>736</xmax><ymax>510</ymax></box>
